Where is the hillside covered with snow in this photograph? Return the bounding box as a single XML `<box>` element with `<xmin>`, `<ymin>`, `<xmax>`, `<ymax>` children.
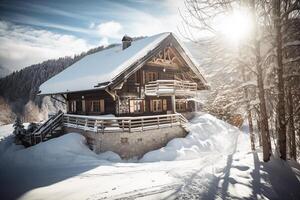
<box><xmin>0</xmin><ymin>113</ymin><xmax>300</xmax><ymax>200</ymax></box>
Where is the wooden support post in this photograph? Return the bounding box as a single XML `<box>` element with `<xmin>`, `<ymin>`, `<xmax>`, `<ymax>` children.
<box><xmin>179</xmin><ymin>115</ymin><xmax>182</xmax><ymax>125</ymax></box>
<box><xmin>85</xmin><ymin>119</ymin><xmax>88</xmax><ymax>129</ymax></box>
<box><xmin>94</xmin><ymin>120</ymin><xmax>98</xmax><ymax>133</ymax></box>
<box><xmin>171</xmin><ymin>95</ymin><xmax>176</xmax><ymax>113</ymax></box>
<box><xmin>101</xmin><ymin>121</ymin><xmax>104</xmax><ymax>134</ymax></box>
<box><xmin>129</xmin><ymin>120</ymin><xmax>131</xmax><ymax>133</ymax></box>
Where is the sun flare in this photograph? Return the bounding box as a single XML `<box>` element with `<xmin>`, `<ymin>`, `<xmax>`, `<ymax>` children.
<box><xmin>217</xmin><ymin>10</ymin><xmax>253</xmax><ymax>42</ymax></box>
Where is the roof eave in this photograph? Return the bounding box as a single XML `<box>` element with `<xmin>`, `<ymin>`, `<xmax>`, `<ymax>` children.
<box><xmin>38</xmin><ymin>85</ymin><xmax>108</xmax><ymax>96</ymax></box>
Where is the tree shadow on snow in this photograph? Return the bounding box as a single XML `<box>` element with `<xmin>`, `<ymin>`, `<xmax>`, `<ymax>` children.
<box><xmin>242</xmin><ymin>151</ymin><xmax>300</xmax><ymax>200</ymax></box>
<box><xmin>258</xmin><ymin>155</ymin><xmax>300</xmax><ymax>199</ymax></box>
<box><xmin>0</xmin><ymin>164</ymin><xmax>106</xmax><ymax>200</ymax></box>
<box><xmin>0</xmin><ymin>136</ymin><xmax>120</xmax><ymax>200</ymax></box>
<box><xmin>174</xmin><ymin>135</ymin><xmax>239</xmax><ymax>200</ymax></box>
<box><xmin>175</xmin><ymin>141</ymin><xmax>300</xmax><ymax>200</ymax></box>
<box><xmin>213</xmin><ymin>151</ymin><xmax>300</xmax><ymax>200</ymax></box>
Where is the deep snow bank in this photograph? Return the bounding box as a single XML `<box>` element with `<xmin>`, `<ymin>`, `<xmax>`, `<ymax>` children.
<box><xmin>140</xmin><ymin>113</ymin><xmax>240</xmax><ymax>162</ymax></box>
<box><xmin>0</xmin><ymin>133</ymin><xmax>112</xmax><ymax>169</ymax></box>
<box><xmin>0</xmin><ymin>113</ymin><xmax>240</xmax><ymax>167</ymax></box>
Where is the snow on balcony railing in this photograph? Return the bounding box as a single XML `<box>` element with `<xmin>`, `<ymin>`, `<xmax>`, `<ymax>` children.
<box><xmin>63</xmin><ymin>113</ymin><xmax>188</xmax><ymax>133</ymax></box>
<box><xmin>145</xmin><ymin>80</ymin><xmax>197</xmax><ymax>96</ymax></box>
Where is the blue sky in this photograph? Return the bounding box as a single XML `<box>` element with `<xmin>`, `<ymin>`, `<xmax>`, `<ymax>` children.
<box><xmin>0</xmin><ymin>0</ymin><xmax>185</xmax><ymax>70</ymax></box>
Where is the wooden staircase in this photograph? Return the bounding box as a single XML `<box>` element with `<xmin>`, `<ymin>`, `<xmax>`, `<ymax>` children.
<box><xmin>25</xmin><ymin>110</ymin><xmax>64</xmax><ymax>145</ymax></box>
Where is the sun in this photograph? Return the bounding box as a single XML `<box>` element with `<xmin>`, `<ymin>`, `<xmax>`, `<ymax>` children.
<box><xmin>216</xmin><ymin>9</ymin><xmax>253</xmax><ymax>42</ymax></box>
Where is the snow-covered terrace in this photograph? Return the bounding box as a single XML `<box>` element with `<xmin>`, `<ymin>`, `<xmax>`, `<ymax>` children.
<box><xmin>62</xmin><ymin>113</ymin><xmax>188</xmax><ymax>133</ymax></box>
<box><xmin>145</xmin><ymin>80</ymin><xmax>198</xmax><ymax>96</ymax></box>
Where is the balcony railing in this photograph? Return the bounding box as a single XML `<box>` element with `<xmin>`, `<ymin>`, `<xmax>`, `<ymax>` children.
<box><xmin>145</xmin><ymin>80</ymin><xmax>197</xmax><ymax>96</ymax></box>
<box><xmin>63</xmin><ymin>113</ymin><xmax>188</xmax><ymax>133</ymax></box>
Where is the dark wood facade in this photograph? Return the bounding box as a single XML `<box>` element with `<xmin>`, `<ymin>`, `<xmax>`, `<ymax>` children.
<box><xmin>67</xmin><ymin>90</ymin><xmax>115</xmax><ymax>115</ymax></box>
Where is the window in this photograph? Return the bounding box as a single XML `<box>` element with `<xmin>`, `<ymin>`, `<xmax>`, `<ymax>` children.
<box><xmin>76</xmin><ymin>100</ymin><xmax>82</xmax><ymax>112</ymax></box>
<box><xmin>68</xmin><ymin>100</ymin><xmax>85</xmax><ymax>113</ymax></box>
<box><xmin>150</xmin><ymin>99</ymin><xmax>167</xmax><ymax>112</ymax></box>
<box><xmin>145</xmin><ymin>72</ymin><xmax>158</xmax><ymax>83</ymax></box>
<box><xmin>176</xmin><ymin>100</ymin><xmax>186</xmax><ymax>111</ymax></box>
<box><xmin>69</xmin><ymin>101</ymin><xmax>76</xmax><ymax>112</ymax></box>
<box><xmin>91</xmin><ymin>99</ymin><xmax>105</xmax><ymax>113</ymax></box>
<box><xmin>153</xmin><ymin>100</ymin><xmax>162</xmax><ymax>112</ymax></box>
<box><xmin>129</xmin><ymin>99</ymin><xmax>144</xmax><ymax>113</ymax></box>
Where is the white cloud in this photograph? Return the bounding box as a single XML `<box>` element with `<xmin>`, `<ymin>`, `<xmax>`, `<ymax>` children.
<box><xmin>88</xmin><ymin>20</ymin><xmax>123</xmax><ymax>47</ymax></box>
<box><xmin>89</xmin><ymin>22</ymin><xmax>96</xmax><ymax>29</ymax></box>
<box><xmin>87</xmin><ymin>2</ymin><xmax>183</xmax><ymax>40</ymax></box>
<box><xmin>95</xmin><ymin>21</ymin><xmax>123</xmax><ymax>38</ymax></box>
<box><xmin>0</xmin><ymin>0</ymin><xmax>201</xmax><ymax>71</ymax></box>
<box><xmin>98</xmin><ymin>37</ymin><xmax>109</xmax><ymax>47</ymax></box>
<box><xmin>0</xmin><ymin>21</ymin><xmax>95</xmax><ymax>70</ymax></box>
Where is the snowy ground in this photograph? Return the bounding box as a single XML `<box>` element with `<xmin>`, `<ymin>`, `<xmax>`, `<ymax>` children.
<box><xmin>1</xmin><ymin>113</ymin><xmax>300</xmax><ymax>200</ymax></box>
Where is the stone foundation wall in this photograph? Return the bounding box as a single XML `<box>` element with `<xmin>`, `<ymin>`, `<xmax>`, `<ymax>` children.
<box><xmin>64</xmin><ymin>126</ymin><xmax>187</xmax><ymax>159</ymax></box>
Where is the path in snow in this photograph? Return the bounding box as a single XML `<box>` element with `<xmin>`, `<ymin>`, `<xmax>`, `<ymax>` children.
<box><xmin>0</xmin><ymin>113</ymin><xmax>300</xmax><ymax>200</ymax></box>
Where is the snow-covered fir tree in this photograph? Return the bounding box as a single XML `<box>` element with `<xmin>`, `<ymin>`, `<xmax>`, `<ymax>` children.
<box><xmin>13</xmin><ymin>116</ymin><xmax>25</xmax><ymax>142</ymax></box>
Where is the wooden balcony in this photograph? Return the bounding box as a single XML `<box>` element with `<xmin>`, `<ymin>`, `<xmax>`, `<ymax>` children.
<box><xmin>63</xmin><ymin>113</ymin><xmax>188</xmax><ymax>134</ymax></box>
<box><xmin>145</xmin><ymin>80</ymin><xmax>197</xmax><ymax>96</ymax></box>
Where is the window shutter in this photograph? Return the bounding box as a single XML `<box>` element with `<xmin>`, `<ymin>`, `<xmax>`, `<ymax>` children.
<box><xmin>82</xmin><ymin>100</ymin><xmax>86</xmax><ymax>112</ymax></box>
<box><xmin>66</xmin><ymin>100</ymin><xmax>69</xmax><ymax>112</ymax></box>
<box><xmin>145</xmin><ymin>72</ymin><xmax>149</xmax><ymax>83</ymax></box>
<box><xmin>163</xmin><ymin>99</ymin><xmax>167</xmax><ymax>111</ymax></box>
<box><xmin>142</xmin><ymin>71</ymin><xmax>145</xmax><ymax>85</ymax></box>
<box><xmin>100</xmin><ymin>99</ymin><xmax>105</xmax><ymax>113</ymax></box>
<box><xmin>155</xmin><ymin>72</ymin><xmax>158</xmax><ymax>80</ymax></box>
<box><xmin>129</xmin><ymin>100</ymin><xmax>134</xmax><ymax>113</ymax></box>
<box><xmin>150</xmin><ymin>100</ymin><xmax>153</xmax><ymax>112</ymax></box>
<box><xmin>74</xmin><ymin>101</ymin><xmax>76</xmax><ymax>112</ymax></box>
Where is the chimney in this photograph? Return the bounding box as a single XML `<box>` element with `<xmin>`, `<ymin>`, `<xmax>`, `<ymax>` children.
<box><xmin>122</xmin><ymin>35</ymin><xmax>133</xmax><ymax>50</ymax></box>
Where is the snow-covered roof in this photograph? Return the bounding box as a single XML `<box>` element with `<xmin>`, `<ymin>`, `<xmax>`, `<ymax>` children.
<box><xmin>39</xmin><ymin>32</ymin><xmax>205</xmax><ymax>95</ymax></box>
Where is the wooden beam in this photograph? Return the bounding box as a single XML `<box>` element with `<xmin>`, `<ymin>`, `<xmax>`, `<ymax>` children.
<box><xmin>105</xmin><ymin>88</ymin><xmax>116</xmax><ymax>101</ymax></box>
<box><xmin>146</xmin><ymin>46</ymin><xmax>181</xmax><ymax>68</ymax></box>
<box><xmin>60</xmin><ymin>94</ymin><xmax>67</xmax><ymax>101</ymax></box>
<box><xmin>146</xmin><ymin>61</ymin><xmax>179</xmax><ymax>68</ymax></box>
<box><xmin>51</xmin><ymin>95</ymin><xmax>66</xmax><ymax>104</ymax></box>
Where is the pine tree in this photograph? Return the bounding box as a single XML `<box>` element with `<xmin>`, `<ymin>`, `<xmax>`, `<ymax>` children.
<box><xmin>13</xmin><ymin>116</ymin><xmax>25</xmax><ymax>141</ymax></box>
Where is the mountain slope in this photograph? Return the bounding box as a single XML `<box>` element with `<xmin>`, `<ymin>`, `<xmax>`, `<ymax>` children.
<box><xmin>0</xmin><ymin>45</ymin><xmax>116</xmax><ymax>117</ymax></box>
<box><xmin>0</xmin><ymin>65</ymin><xmax>10</xmax><ymax>78</ymax></box>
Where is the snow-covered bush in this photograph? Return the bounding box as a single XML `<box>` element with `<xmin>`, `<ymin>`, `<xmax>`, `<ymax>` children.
<box><xmin>26</xmin><ymin>122</ymin><xmax>38</xmax><ymax>134</ymax></box>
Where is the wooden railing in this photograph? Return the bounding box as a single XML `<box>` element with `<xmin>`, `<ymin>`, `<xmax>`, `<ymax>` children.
<box><xmin>23</xmin><ymin>110</ymin><xmax>64</xmax><ymax>145</ymax></box>
<box><xmin>145</xmin><ymin>80</ymin><xmax>197</xmax><ymax>96</ymax></box>
<box><xmin>63</xmin><ymin>113</ymin><xmax>188</xmax><ymax>133</ymax></box>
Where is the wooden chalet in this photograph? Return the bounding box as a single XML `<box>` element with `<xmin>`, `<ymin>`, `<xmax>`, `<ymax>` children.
<box><xmin>39</xmin><ymin>32</ymin><xmax>208</xmax><ymax>117</ymax></box>
<box><xmin>33</xmin><ymin>32</ymin><xmax>208</xmax><ymax>158</ymax></box>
